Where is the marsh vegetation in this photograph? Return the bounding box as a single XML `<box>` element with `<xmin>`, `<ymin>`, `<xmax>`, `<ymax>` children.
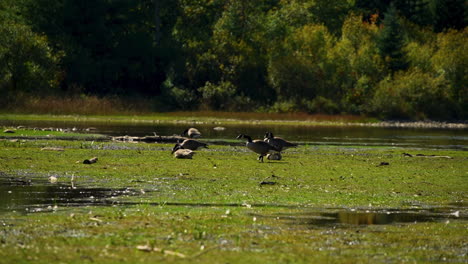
<box><xmin>0</xmin><ymin>116</ymin><xmax>466</xmax><ymax>263</ymax></box>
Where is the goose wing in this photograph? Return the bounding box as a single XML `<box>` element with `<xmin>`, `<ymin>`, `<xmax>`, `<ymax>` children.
<box><xmin>181</xmin><ymin>139</ymin><xmax>208</xmax><ymax>150</ymax></box>
<box><xmin>248</xmin><ymin>140</ymin><xmax>280</xmax><ymax>154</ymax></box>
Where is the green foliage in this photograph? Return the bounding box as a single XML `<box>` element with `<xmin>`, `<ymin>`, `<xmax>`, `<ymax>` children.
<box><xmin>371</xmin><ymin>69</ymin><xmax>452</xmax><ymax>119</ymax></box>
<box><xmin>166</xmin><ymin>84</ymin><xmax>198</xmax><ymax>111</ymax></box>
<box><xmin>308</xmin><ymin>96</ymin><xmax>339</xmax><ymax>114</ymax></box>
<box><xmin>0</xmin><ymin>0</ymin><xmax>466</xmax><ymax>119</ymax></box>
<box><xmin>431</xmin><ymin>29</ymin><xmax>468</xmax><ymax>117</ymax></box>
<box><xmin>431</xmin><ymin>0</ymin><xmax>467</xmax><ymax>32</ymax></box>
<box><xmin>268</xmin><ymin>24</ymin><xmax>334</xmax><ymax>101</ymax></box>
<box><xmin>377</xmin><ymin>4</ymin><xmax>408</xmax><ymax>73</ymax></box>
<box><xmin>198</xmin><ymin>81</ymin><xmax>253</xmax><ymax>111</ymax></box>
<box><xmin>0</xmin><ymin>135</ymin><xmax>466</xmax><ymax>263</ymax></box>
<box><xmin>0</xmin><ymin>4</ymin><xmax>62</xmax><ymax>104</ymax></box>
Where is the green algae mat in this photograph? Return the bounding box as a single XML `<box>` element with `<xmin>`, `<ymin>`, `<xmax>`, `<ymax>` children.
<box><xmin>0</xmin><ymin>137</ymin><xmax>467</xmax><ymax>263</ymax></box>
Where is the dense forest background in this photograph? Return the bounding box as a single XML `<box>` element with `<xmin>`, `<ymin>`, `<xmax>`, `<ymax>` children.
<box><xmin>0</xmin><ymin>0</ymin><xmax>466</xmax><ymax>119</ymax></box>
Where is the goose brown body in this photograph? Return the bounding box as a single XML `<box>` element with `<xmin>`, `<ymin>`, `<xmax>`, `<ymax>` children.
<box><xmin>171</xmin><ymin>144</ymin><xmax>195</xmax><ymax>159</ymax></box>
<box><xmin>182</xmin><ymin>128</ymin><xmax>201</xmax><ymax>138</ymax></box>
<box><xmin>264</xmin><ymin>132</ymin><xmax>297</xmax><ymax>151</ymax></box>
<box><xmin>236</xmin><ymin>134</ymin><xmax>279</xmax><ymax>162</ymax></box>
<box><xmin>179</xmin><ymin>139</ymin><xmax>208</xmax><ymax>150</ymax></box>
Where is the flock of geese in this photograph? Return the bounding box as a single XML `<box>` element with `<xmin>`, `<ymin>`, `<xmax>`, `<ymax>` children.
<box><xmin>172</xmin><ymin>128</ymin><xmax>297</xmax><ymax>162</ymax></box>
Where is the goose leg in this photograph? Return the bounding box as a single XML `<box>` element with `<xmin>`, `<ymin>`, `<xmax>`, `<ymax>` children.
<box><xmin>259</xmin><ymin>155</ymin><xmax>264</xmax><ymax>163</ymax></box>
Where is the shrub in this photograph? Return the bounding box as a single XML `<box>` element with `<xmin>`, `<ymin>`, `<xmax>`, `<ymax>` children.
<box><xmin>307</xmin><ymin>96</ymin><xmax>339</xmax><ymax>114</ymax></box>
<box><xmin>268</xmin><ymin>24</ymin><xmax>334</xmax><ymax>101</ymax></box>
<box><xmin>371</xmin><ymin>69</ymin><xmax>453</xmax><ymax>119</ymax></box>
<box><xmin>198</xmin><ymin>81</ymin><xmax>254</xmax><ymax>111</ymax></box>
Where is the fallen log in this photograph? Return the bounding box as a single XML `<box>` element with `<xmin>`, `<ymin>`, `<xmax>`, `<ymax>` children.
<box><xmin>112</xmin><ymin>135</ymin><xmax>186</xmax><ymax>143</ymax></box>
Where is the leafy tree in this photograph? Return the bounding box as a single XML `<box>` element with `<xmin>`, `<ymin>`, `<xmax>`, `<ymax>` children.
<box><xmin>377</xmin><ymin>4</ymin><xmax>408</xmax><ymax>73</ymax></box>
<box><xmin>171</xmin><ymin>0</ymin><xmax>226</xmax><ymax>92</ymax></box>
<box><xmin>431</xmin><ymin>0</ymin><xmax>467</xmax><ymax>32</ymax></box>
<box><xmin>431</xmin><ymin>29</ymin><xmax>468</xmax><ymax>118</ymax></box>
<box><xmin>308</xmin><ymin>0</ymin><xmax>353</xmax><ymax>36</ymax></box>
<box><xmin>371</xmin><ymin>69</ymin><xmax>452</xmax><ymax>119</ymax></box>
<box><xmin>0</xmin><ymin>1</ymin><xmax>62</xmax><ymax>104</ymax></box>
<box><xmin>20</xmin><ymin>0</ymin><xmax>178</xmax><ymax>96</ymax></box>
<box><xmin>209</xmin><ymin>0</ymin><xmax>277</xmax><ymax>103</ymax></box>
<box><xmin>268</xmin><ymin>24</ymin><xmax>334</xmax><ymax>102</ymax></box>
<box><xmin>329</xmin><ymin>14</ymin><xmax>384</xmax><ymax>113</ymax></box>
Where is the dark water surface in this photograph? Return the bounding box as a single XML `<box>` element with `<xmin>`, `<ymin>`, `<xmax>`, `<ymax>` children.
<box><xmin>1</xmin><ymin>119</ymin><xmax>467</xmax><ymax>149</ymax></box>
<box><xmin>1</xmin><ymin>174</ymin><xmax>466</xmax><ymax>226</ymax></box>
<box><xmin>0</xmin><ymin>174</ymin><xmax>140</xmax><ymax>213</ymax></box>
<box><xmin>252</xmin><ymin>206</ymin><xmax>468</xmax><ymax>226</ymax></box>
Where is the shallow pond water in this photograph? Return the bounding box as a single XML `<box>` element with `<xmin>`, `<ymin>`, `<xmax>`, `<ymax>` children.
<box><xmin>1</xmin><ymin>174</ymin><xmax>466</xmax><ymax>227</ymax></box>
<box><xmin>0</xmin><ymin>174</ymin><xmax>141</xmax><ymax>213</ymax></box>
<box><xmin>1</xmin><ymin>119</ymin><xmax>467</xmax><ymax>149</ymax></box>
<box><xmin>251</xmin><ymin>206</ymin><xmax>467</xmax><ymax>226</ymax></box>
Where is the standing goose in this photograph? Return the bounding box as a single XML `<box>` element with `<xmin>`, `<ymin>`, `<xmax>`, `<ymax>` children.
<box><xmin>178</xmin><ymin>139</ymin><xmax>208</xmax><ymax>151</ymax></box>
<box><xmin>182</xmin><ymin>128</ymin><xmax>201</xmax><ymax>138</ymax></box>
<box><xmin>264</xmin><ymin>132</ymin><xmax>297</xmax><ymax>151</ymax></box>
<box><xmin>171</xmin><ymin>144</ymin><xmax>196</xmax><ymax>159</ymax></box>
<box><xmin>236</xmin><ymin>134</ymin><xmax>280</xmax><ymax>162</ymax></box>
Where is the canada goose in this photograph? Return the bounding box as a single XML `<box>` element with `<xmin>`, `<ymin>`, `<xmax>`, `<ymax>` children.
<box><xmin>236</xmin><ymin>134</ymin><xmax>280</xmax><ymax>162</ymax></box>
<box><xmin>178</xmin><ymin>139</ymin><xmax>208</xmax><ymax>150</ymax></box>
<box><xmin>182</xmin><ymin>128</ymin><xmax>201</xmax><ymax>138</ymax></box>
<box><xmin>264</xmin><ymin>132</ymin><xmax>297</xmax><ymax>151</ymax></box>
<box><xmin>171</xmin><ymin>144</ymin><xmax>196</xmax><ymax>159</ymax></box>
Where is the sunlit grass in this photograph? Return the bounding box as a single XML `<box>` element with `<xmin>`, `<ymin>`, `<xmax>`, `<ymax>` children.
<box><xmin>0</xmin><ymin>136</ymin><xmax>466</xmax><ymax>263</ymax></box>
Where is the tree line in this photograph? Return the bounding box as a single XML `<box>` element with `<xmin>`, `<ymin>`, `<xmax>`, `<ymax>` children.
<box><xmin>0</xmin><ymin>0</ymin><xmax>466</xmax><ymax>119</ymax></box>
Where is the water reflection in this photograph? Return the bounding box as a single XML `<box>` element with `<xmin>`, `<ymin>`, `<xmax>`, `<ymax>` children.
<box><xmin>256</xmin><ymin>208</ymin><xmax>467</xmax><ymax>226</ymax></box>
<box><xmin>0</xmin><ymin>175</ymin><xmax>139</xmax><ymax>213</ymax></box>
<box><xmin>1</xmin><ymin>119</ymin><xmax>467</xmax><ymax>149</ymax></box>
<box><xmin>1</xmin><ymin>174</ymin><xmax>466</xmax><ymax>227</ymax></box>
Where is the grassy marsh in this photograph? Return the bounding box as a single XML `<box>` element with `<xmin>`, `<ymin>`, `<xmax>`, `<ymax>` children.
<box><xmin>0</xmin><ymin>135</ymin><xmax>467</xmax><ymax>263</ymax></box>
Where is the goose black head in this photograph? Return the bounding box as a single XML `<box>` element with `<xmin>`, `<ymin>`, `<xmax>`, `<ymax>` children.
<box><xmin>265</xmin><ymin>132</ymin><xmax>274</xmax><ymax>139</ymax></box>
<box><xmin>236</xmin><ymin>134</ymin><xmax>252</xmax><ymax>142</ymax></box>
<box><xmin>171</xmin><ymin>144</ymin><xmax>182</xmax><ymax>154</ymax></box>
